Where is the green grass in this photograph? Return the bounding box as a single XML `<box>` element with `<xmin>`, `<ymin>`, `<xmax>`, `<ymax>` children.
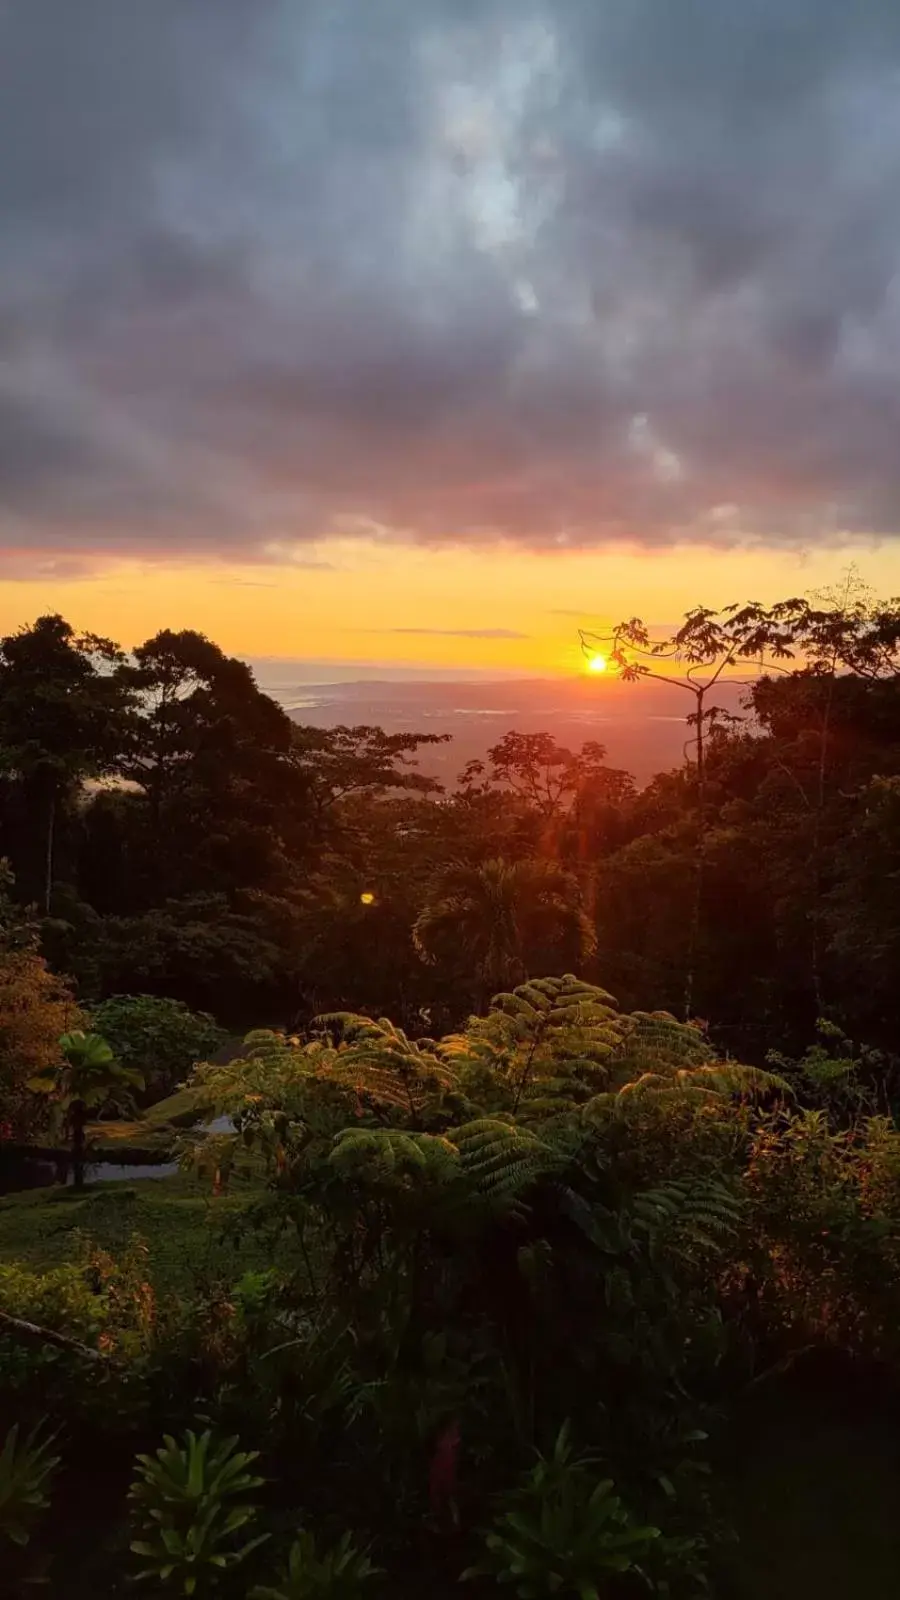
<box><xmin>87</xmin><ymin>1084</ymin><xmax>207</xmax><ymax>1155</ymax></box>
<box><xmin>723</xmin><ymin>1376</ymin><xmax>900</xmax><ymax>1599</ymax></box>
<box><xmin>141</xmin><ymin>1085</ymin><xmax>207</xmax><ymax>1128</ymax></box>
<box><xmin>0</xmin><ymin>1171</ymin><xmax>283</xmax><ymax>1297</ymax></box>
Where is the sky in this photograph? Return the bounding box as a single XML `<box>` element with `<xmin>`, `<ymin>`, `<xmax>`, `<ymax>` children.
<box><xmin>4</xmin><ymin>0</ymin><xmax>900</xmax><ymax>676</ymax></box>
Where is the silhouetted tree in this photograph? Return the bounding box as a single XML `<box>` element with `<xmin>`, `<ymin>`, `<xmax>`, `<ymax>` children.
<box><xmin>288</xmin><ymin>723</ymin><xmax>448</xmax><ymax>837</ymax></box>
<box><xmin>0</xmin><ymin>615</ymin><xmax>134</xmax><ymax>911</ymax></box>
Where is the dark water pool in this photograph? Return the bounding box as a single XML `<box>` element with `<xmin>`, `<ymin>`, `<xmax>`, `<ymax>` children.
<box><xmin>0</xmin><ymin>1153</ymin><xmax>179</xmax><ymax>1195</ymax></box>
<box><xmin>68</xmin><ymin>1161</ymin><xmax>179</xmax><ymax>1185</ymax></box>
<box><xmin>1</xmin><ymin>1116</ymin><xmax>232</xmax><ymax>1194</ymax></box>
<box><xmin>0</xmin><ymin>1154</ymin><xmax>61</xmax><ymax>1194</ymax></box>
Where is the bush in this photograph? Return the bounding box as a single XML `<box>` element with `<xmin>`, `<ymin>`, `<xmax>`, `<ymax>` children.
<box><xmin>0</xmin><ymin>1231</ymin><xmax>156</xmax><ymax>1352</ymax></box>
<box><xmin>11</xmin><ymin>978</ymin><xmax>900</xmax><ymax>1596</ymax></box>
<box><xmin>90</xmin><ymin>995</ymin><xmax>226</xmax><ymax>1103</ymax></box>
<box><xmin>0</xmin><ymin>947</ymin><xmax>83</xmax><ymax>1141</ymax></box>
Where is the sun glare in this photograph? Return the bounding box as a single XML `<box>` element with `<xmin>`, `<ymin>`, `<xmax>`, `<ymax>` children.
<box><xmin>587</xmin><ymin>653</ymin><xmax>607</xmax><ymax>674</ymax></box>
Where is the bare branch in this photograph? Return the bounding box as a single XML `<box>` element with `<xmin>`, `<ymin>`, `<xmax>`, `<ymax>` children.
<box><xmin>0</xmin><ymin>1308</ymin><xmax>112</xmax><ymax>1363</ymax></box>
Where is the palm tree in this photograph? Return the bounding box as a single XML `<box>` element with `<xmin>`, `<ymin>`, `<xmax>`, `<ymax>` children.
<box><xmin>413</xmin><ymin>858</ymin><xmax>596</xmax><ymax>1003</ymax></box>
<box><xmin>29</xmin><ymin>1030</ymin><xmax>143</xmax><ymax>1189</ymax></box>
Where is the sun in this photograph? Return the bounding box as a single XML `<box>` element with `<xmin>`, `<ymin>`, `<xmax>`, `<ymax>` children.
<box><xmin>587</xmin><ymin>653</ymin><xmax>607</xmax><ymax>674</ymax></box>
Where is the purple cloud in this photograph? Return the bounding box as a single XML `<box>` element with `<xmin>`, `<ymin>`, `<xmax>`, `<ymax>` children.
<box><xmin>3</xmin><ymin>0</ymin><xmax>900</xmax><ymax>565</ymax></box>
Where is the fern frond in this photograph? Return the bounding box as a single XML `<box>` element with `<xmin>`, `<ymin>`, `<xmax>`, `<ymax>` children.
<box><xmin>676</xmin><ymin>1064</ymin><xmax>794</xmax><ymax>1099</ymax></box>
<box><xmin>452</xmin><ymin>1118</ymin><xmax>566</xmax><ymax>1204</ymax></box>
<box><xmin>308</xmin><ymin>1018</ymin><xmax>460</xmax><ymax>1119</ymax></box>
<box><xmin>632</xmin><ymin>1176</ymin><xmax>743</xmax><ymax>1251</ymax></box>
<box><xmin>329</xmin><ymin>1128</ymin><xmax>460</xmax><ymax>1187</ymax></box>
<box><xmin>608</xmin><ymin>1011</ymin><xmax>715</xmax><ymax>1084</ymax></box>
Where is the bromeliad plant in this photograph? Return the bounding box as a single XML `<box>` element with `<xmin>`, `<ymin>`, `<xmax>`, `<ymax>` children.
<box><xmin>250</xmin><ymin>1529</ymin><xmax>382</xmax><ymax>1599</ymax></box>
<box><xmin>129</xmin><ymin>1428</ymin><xmax>267</xmax><ymax>1595</ymax></box>
<box><xmin>464</xmin><ymin>1421</ymin><xmax>661</xmax><ymax>1599</ymax></box>
<box><xmin>0</xmin><ymin>1421</ymin><xmax>60</xmax><ymax>1549</ymax></box>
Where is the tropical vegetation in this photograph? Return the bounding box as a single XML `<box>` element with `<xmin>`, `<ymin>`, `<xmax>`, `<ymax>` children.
<box><xmin>2</xmin><ymin>584</ymin><xmax>900</xmax><ymax>1593</ymax></box>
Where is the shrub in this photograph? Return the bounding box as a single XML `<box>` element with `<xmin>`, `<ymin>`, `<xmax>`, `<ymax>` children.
<box><xmin>0</xmin><ymin>945</ymin><xmax>83</xmax><ymax>1140</ymax></box>
<box><xmin>90</xmin><ymin>995</ymin><xmax>226</xmax><ymax>1103</ymax></box>
<box><xmin>0</xmin><ymin>1231</ymin><xmax>156</xmax><ymax>1352</ymax></box>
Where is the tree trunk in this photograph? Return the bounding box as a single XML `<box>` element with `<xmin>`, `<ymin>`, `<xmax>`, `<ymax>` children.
<box><xmin>683</xmin><ymin>691</ymin><xmax>706</xmax><ymax>1022</ymax></box>
<box><xmin>808</xmin><ymin>666</ymin><xmax>836</xmax><ymax>1017</ymax></box>
<box><xmin>44</xmin><ymin>789</ymin><xmax>56</xmax><ymax>916</ymax></box>
<box><xmin>71</xmin><ymin>1100</ymin><xmax>87</xmax><ymax>1190</ymax></box>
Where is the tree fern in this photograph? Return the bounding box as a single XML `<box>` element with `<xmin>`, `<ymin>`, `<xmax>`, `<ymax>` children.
<box><xmin>606</xmin><ymin>1011</ymin><xmax>715</xmax><ymax>1085</ymax></box>
<box><xmin>566</xmin><ymin>1005</ymin><xmax>796</xmax><ymax>1113</ymax></box>
<box><xmin>585</xmin><ymin>1062</ymin><xmax>792</xmax><ymax>1118</ymax></box>
<box><xmin>443</xmin><ymin>977</ymin><xmax>626</xmax><ymax>1121</ymax></box>
<box><xmin>632</xmin><ymin>1176</ymin><xmax>743</xmax><ymax>1253</ymax></box>
<box><xmin>451</xmin><ymin>1117</ymin><xmax>574</xmax><ymax>1210</ymax></box>
<box><xmin>489</xmin><ymin>975</ymin><xmax>625</xmax><ymax>1058</ymax></box>
<box><xmin>321</xmin><ymin>1113</ymin><xmax>589</xmax><ymax>1231</ymax></box>
<box><xmin>194</xmin><ymin>1016</ymin><xmax>459</xmax><ymax>1137</ymax></box>
<box><xmin>314</xmin><ymin>1014</ymin><xmax>458</xmax><ymax>1124</ymax></box>
<box><xmin>329</xmin><ymin>1127</ymin><xmax>460</xmax><ymax>1186</ymax></box>
<box><xmin>675</xmin><ymin>1063</ymin><xmax>793</xmax><ymax>1099</ymax></box>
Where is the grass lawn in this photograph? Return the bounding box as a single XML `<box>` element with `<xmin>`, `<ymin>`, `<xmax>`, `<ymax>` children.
<box><xmin>0</xmin><ymin>1170</ymin><xmax>284</xmax><ymax>1297</ymax></box>
<box><xmin>722</xmin><ymin>1370</ymin><xmax>900</xmax><ymax>1599</ymax></box>
<box><xmin>87</xmin><ymin>1084</ymin><xmax>207</xmax><ymax>1156</ymax></box>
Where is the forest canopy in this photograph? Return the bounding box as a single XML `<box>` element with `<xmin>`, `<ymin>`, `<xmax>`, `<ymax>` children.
<box><xmin>4</xmin><ymin>584</ymin><xmax>900</xmax><ymax>1595</ymax></box>
<box><xmin>1</xmin><ymin>585</ymin><xmax>899</xmax><ymax>1058</ymax></box>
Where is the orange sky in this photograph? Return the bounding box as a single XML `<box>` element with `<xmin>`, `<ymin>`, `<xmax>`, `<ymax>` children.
<box><xmin>7</xmin><ymin>3</ymin><xmax>900</xmax><ymax>673</ymax></box>
<box><xmin>2</xmin><ymin>539</ymin><xmax>896</xmax><ymax>676</ymax></box>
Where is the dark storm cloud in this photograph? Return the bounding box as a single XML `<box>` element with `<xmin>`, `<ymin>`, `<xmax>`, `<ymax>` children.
<box><xmin>4</xmin><ymin>0</ymin><xmax>900</xmax><ymax>563</ymax></box>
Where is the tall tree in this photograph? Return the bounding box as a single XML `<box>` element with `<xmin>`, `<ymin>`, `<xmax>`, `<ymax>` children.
<box><xmin>465</xmin><ymin>731</ymin><xmax>584</xmax><ymax>819</ymax></box>
<box><xmin>288</xmin><ymin>723</ymin><xmax>448</xmax><ymax>838</ymax></box>
<box><xmin>110</xmin><ymin>630</ymin><xmax>301</xmax><ymax>904</ymax></box>
<box><xmin>0</xmin><ymin>615</ymin><xmax>132</xmax><ymax>911</ymax></box>
<box><xmin>460</xmin><ymin>731</ymin><xmax>629</xmax><ymax>822</ymax></box>
<box><xmin>762</xmin><ymin>572</ymin><xmax>900</xmax><ymax>681</ymax></box>
<box><xmin>579</xmin><ymin>605</ymin><xmax>796</xmax><ymax>1018</ymax></box>
<box><xmin>749</xmin><ymin>576</ymin><xmax>900</xmax><ymax>1012</ymax></box>
<box><xmin>121</xmin><ymin>628</ymin><xmax>292</xmax><ymax>817</ymax></box>
<box><xmin>84</xmin><ymin>893</ymin><xmax>294</xmax><ymax>1024</ymax></box>
<box><xmin>827</xmin><ymin>776</ymin><xmax>900</xmax><ymax>1047</ymax></box>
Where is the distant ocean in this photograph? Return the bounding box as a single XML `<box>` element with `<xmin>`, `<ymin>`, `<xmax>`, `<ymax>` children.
<box><xmin>248</xmin><ymin>661</ymin><xmax>749</xmax><ymax>785</ymax></box>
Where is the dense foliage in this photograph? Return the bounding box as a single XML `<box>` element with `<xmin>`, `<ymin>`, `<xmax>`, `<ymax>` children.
<box><xmin>0</xmin><ymin>868</ymin><xmax>82</xmax><ymax>1142</ymax></box>
<box><xmin>89</xmin><ymin>996</ymin><xmax>227</xmax><ymax>1103</ymax></box>
<box><xmin>4</xmin><ymin>583</ymin><xmax>900</xmax><ymax>1593</ymax></box>
<box><xmin>1</xmin><ymin>588</ymin><xmax>899</xmax><ymax>1051</ymax></box>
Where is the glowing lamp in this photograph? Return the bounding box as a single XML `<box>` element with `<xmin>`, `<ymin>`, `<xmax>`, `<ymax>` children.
<box><xmin>360</xmin><ymin>891</ymin><xmax>375</xmax><ymax>906</ymax></box>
